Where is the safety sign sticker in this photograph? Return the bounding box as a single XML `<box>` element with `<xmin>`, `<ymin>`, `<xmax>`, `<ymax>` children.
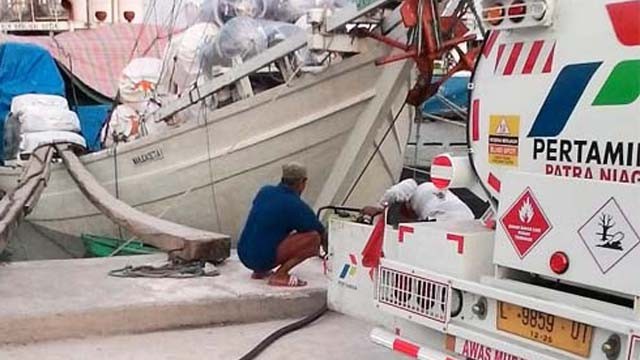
<box><xmin>488</xmin><ymin>115</ymin><xmax>520</xmax><ymax>167</ymax></box>
<box><xmin>500</xmin><ymin>187</ymin><xmax>552</xmax><ymax>258</ymax></box>
<box><xmin>455</xmin><ymin>338</ymin><xmax>526</xmax><ymax>360</ymax></box>
<box><xmin>578</xmin><ymin>197</ymin><xmax>640</xmax><ymax>274</ymax></box>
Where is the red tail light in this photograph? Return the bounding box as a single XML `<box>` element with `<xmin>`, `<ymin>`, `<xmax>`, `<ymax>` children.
<box><xmin>508</xmin><ymin>0</ymin><xmax>527</xmax><ymax>23</ymax></box>
<box><xmin>549</xmin><ymin>251</ymin><xmax>569</xmax><ymax>274</ymax></box>
<box><xmin>484</xmin><ymin>2</ymin><xmax>505</xmax><ymax>26</ymax></box>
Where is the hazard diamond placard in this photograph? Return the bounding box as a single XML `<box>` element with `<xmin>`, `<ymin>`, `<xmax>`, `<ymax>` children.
<box><xmin>578</xmin><ymin>197</ymin><xmax>640</xmax><ymax>274</ymax></box>
<box><xmin>500</xmin><ymin>187</ymin><xmax>553</xmax><ymax>258</ymax></box>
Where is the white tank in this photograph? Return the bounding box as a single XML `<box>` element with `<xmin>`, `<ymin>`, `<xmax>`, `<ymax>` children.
<box><xmin>468</xmin><ymin>0</ymin><xmax>640</xmax><ymax>199</ymax></box>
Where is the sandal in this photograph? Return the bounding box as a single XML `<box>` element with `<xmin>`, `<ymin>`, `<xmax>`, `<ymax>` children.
<box><xmin>268</xmin><ymin>274</ymin><xmax>307</xmax><ymax>287</ymax></box>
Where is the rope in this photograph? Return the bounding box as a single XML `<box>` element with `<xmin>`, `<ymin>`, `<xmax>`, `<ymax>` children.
<box><xmin>201</xmin><ymin>103</ymin><xmax>223</xmax><ymax>232</ymax></box>
<box><xmin>341</xmin><ymin>101</ymin><xmax>408</xmax><ymax>205</ymax></box>
<box><xmin>109</xmin><ymin>260</ymin><xmax>219</xmax><ymax>278</ymax></box>
<box><xmin>126</xmin><ymin>0</ymin><xmax>162</xmax><ymax>62</ymax></box>
<box><xmin>155</xmin><ymin>0</ymin><xmax>186</xmax><ymax>92</ymax></box>
<box><xmin>112</xmin><ymin>144</ymin><xmax>124</xmax><ymax>240</ymax></box>
<box><xmin>51</xmin><ymin>36</ymin><xmax>80</xmax><ymax>111</ymax></box>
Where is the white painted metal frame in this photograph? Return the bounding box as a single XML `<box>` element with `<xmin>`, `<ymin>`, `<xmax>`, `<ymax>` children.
<box><xmin>376</xmin><ymin>259</ymin><xmax>453</xmax><ymax>331</ymax></box>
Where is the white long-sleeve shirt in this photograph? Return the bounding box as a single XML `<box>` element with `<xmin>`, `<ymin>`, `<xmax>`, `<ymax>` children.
<box><xmin>380</xmin><ymin>179</ymin><xmax>475</xmax><ymax>221</ymax></box>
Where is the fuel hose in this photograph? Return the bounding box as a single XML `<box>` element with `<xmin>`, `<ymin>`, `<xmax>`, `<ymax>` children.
<box><xmin>237</xmin><ymin>303</ymin><xmax>329</xmax><ymax>360</ymax></box>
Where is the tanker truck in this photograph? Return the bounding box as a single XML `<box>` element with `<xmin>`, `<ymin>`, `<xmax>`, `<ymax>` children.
<box><xmin>327</xmin><ymin>0</ymin><xmax>640</xmax><ymax>359</ymax></box>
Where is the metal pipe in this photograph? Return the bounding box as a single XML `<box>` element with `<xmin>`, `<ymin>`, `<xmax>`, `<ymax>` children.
<box><xmin>423</xmin><ymin>113</ymin><xmax>466</xmax><ymax>127</ymax></box>
<box><xmin>413</xmin><ymin>107</ymin><xmax>422</xmax><ymax>171</ymax></box>
<box><xmin>434</xmin><ymin>92</ymin><xmax>467</xmax><ymax>119</ymax></box>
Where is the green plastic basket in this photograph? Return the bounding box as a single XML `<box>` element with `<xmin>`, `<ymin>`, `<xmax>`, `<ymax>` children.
<box><xmin>81</xmin><ymin>234</ymin><xmax>159</xmax><ymax>257</ymax></box>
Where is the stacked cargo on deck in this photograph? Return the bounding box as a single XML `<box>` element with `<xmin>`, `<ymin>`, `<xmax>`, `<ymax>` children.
<box><xmin>4</xmin><ymin>94</ymin><xmax>85</xmax><ymax>164</ymax></box>
<box><xmin>102</xmin><ymin>58</ymin><xmax>165</xmax><ymax>147</ymax></box>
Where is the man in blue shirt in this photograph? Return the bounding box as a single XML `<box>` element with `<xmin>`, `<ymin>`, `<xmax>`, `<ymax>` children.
<box><xmin>238</xmin><ymin>162</ymin><xmax>324</xmax><ymax>287</ymax></box>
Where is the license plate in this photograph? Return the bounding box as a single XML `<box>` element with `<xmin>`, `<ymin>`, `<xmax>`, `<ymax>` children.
<box><xmin>497</xmin><ymin>302</ymin><xmax>593</xmax><ymax>357</ymax></box>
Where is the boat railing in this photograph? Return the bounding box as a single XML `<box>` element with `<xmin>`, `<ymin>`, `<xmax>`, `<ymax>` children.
<box><xmin>147</xmin><ymin>0</ymin><xmax>399</xmax><ymax>125</ymax></box>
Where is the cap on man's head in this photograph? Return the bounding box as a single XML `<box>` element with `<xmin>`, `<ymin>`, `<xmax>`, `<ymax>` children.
<box><xmin>282</xmin><ymin>162</ymin><xmax>307</xmax><ymax>181</ymax></box>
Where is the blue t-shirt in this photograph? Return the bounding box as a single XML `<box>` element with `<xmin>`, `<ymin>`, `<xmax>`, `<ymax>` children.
<box><xmin>237</xmin><ymin>183</ymin><xmax>325</xmax><ymax>271</ymax></box>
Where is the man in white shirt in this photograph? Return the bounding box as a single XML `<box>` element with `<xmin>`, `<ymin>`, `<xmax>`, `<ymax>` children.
<box><xmin>362</xmin><ymin>179</ymin><xmax>475</xmax><ymax>222</ymax></box>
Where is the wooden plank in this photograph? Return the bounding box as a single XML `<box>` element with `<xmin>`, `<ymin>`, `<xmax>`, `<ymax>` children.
<box><xmin>0</xmin><ymin>146</ymin><xmax>54</xmax><ymax>254</ymax></box>
<box><xmin>56</xmin><ymin>146</ymin><xmax>230</xmax><ymax>262</ymax></box>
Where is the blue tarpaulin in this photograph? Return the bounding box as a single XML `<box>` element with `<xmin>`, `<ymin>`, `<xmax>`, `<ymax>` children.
<box><xmin>422</xmin><ymin>74</ymin><xmax>470</xmax><ymax>117</ymax></box>
<box><xmin>0</xmin><ymin>42</ymin><xmax>66</xmax><ymax>160</ymax></box>
<box><xmin>0</xmin><ymin>42</ymin><xmax>112</xmax><ymax>159</ymax></box>
<box><xmin>76</xmin><ymin>105</ymin><xmax>111</xmax><ymax>152</ymax></box>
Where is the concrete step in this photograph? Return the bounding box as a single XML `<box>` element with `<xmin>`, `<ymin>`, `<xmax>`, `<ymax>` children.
<box><xmin>0</xmin><ymin>254</ymin><xmax>326</xmax><ymax>344</ymax></box>
<box><xmin>0</xmin><ymin>312</ymin><xmax>404</xmax><ymax>360</ymax></box>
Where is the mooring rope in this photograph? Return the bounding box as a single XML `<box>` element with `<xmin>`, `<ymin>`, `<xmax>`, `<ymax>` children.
<box><xmin>108</xmin><ymin>259</ymin><xmax>219</xmax><ymax>278</ymax></box>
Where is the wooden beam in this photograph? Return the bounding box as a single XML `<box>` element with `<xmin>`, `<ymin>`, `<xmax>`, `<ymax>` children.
<box><xmin>313</xmin><ymin>58</ymin><xmax>412</xmax><ymax>209</ymax></box>
<box><xmin>56</xmin><ymin>146</ymin><xmax>230</xmax><ymax>262</ymax></box>
<box><xmin>0</xmin><ymin>146</ymin><xmax>54</xmax><ymax>254</ymax></box>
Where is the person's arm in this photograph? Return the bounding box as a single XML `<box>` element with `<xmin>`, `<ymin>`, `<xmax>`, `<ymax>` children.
<box><xmin>379</xmin><ymin>179</ymin><xmax>418</xmax><ymax>206</ymax></box>
<box><xmin>361</xmin><ymin>205</ymin><xmax>384</xmax><ymax>217</ymax></box>
<box><xmin>291</xmin><ymin>198</ymin><xmax>325</xmax><ymax>234</ymax></box>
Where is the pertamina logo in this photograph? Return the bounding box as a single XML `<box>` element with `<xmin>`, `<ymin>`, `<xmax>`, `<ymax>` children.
<box><xmin>528</xmin><ymin>1</ymin><xmax>640</xmax><ymax>184</ymax></box>
<box><xmin>338</xmin><ymin>253</ymin><xmax>358</xmax><ymax>290</ymax></box>
<box><xmin>500</xmin><ymin>188</ymin><xmax>552</xmax><ymax>259</ymax></box>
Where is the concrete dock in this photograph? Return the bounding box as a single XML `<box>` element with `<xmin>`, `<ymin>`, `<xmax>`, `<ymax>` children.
<box><xmin>0</xmin><ymin>253</ymin><xmax>326</xmax><ymax>344</ymax></box>
<box><xmin>0</xmin><ymin>312</ymin><xmax>403</xmax><ymax>360</ymax></box>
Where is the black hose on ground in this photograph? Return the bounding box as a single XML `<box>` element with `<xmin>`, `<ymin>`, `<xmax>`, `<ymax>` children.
<box><xmin>237</xmin><ymin>303</ymin><xmax>329</xmax><ymax>360</ymax></box>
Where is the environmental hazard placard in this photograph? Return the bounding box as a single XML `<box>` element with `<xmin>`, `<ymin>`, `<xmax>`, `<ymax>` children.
<box><xmin>578</xmin><ymin>197</ymin><xmax>640</xmax><ymax>274</ymax></box>
<box><xmin>489</xmin><ymin>115</ymin><xmax>520</xmax><ymax>166</ymax></box>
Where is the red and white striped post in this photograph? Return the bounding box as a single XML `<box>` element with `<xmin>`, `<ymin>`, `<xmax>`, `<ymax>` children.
<box><xmin>370</xmin><ymin>328</ymin><xmax>462</xmax><ymax>360</ymax></box>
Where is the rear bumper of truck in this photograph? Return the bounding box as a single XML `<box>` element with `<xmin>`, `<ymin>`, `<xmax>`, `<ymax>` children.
<box><xmin>373</xmin><ymin>259</ymin><xmax>640</xmax><ymax>360</ymax></box>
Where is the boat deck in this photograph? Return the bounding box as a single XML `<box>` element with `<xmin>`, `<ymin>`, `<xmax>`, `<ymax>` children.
<box><xmin>0</xmin><ymin>253</ymin><xmax>326</xmax><ymax>344</ymax></box>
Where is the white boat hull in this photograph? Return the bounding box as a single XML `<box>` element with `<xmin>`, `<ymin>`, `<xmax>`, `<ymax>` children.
<box><xmin>0</xmin><ymin>40</ymin><xmax>413</xmax><ymax>245</ymax></box>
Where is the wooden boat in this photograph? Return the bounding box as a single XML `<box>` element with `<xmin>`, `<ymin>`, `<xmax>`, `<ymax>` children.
<box><xmin>0</xmin><ymin>22</ymin><xmax>414</xmax><ymax>245</ymax></box>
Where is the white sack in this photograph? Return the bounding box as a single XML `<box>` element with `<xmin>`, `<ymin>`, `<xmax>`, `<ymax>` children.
<box><xmin>11</xmin><ymin>94</ymin><xmax>68</xmax><ymax>114</ymax></box>
<box><xmin>119</xmin><ymin>57</ymin><xmax>163</xmax><ymax>104</ymax></box>
<box><xmin>19</xmin><ymin>106</ymin><xmax>81</xmax><ymax>133</ymax></box>
<box><xmin>20</xmin><ymin>131</ymin><xmax>86</xmax><ymax>154</ymax></box>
